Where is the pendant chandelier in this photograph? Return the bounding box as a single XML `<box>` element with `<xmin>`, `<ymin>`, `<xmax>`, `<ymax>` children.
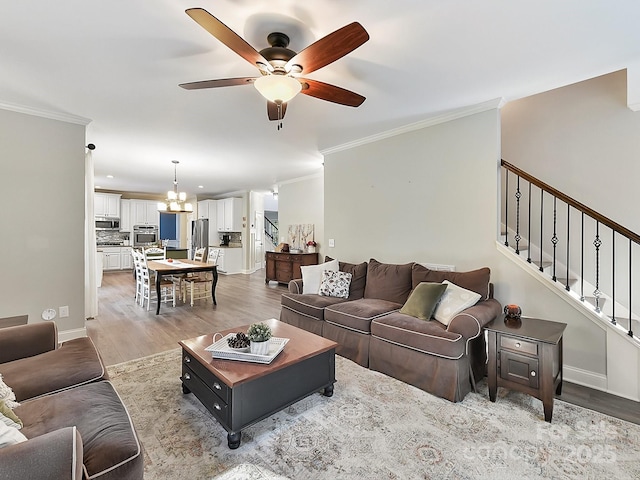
<box><xmin>157</xmin><ymin>160</ymin><xmax>193</xmax><ymax>213</ymax></box>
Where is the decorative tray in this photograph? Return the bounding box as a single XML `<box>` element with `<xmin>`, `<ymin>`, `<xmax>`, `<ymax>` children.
<box><xmin>205</xmin><ymin>334</ymin><xmax>289</xmax><ymax>364</ymax></box>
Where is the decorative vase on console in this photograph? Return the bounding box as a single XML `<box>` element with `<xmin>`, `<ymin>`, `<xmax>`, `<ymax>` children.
<box><xmin>247</xmin><ymin>322</ymin><xmax>272</xmax><ymax>355</ymax></box>
<box><xmin>306</xmin><ymin>240</ymin><xmax>317</xmax><ymax>254</ymax></box>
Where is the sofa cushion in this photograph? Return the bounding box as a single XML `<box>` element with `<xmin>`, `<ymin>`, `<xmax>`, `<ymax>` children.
<box><xmin>411</xmin><ymin>264</ymin><xmax>491</xmax><ymax>301</ymax></box>
<box><xmin>16</xmin><ymin>380</ymin><xmax>142</xmax><ymax>480</ymax></box>
<box><xmin>325</xmin><ymin>257</ymin><xmax>368</xmax><ymax>300</ymax></box>
<box><xmin>371</xmin><ymin>312</ymin><xmax>466</xmax><ymax>359</ymax></box>
<box><xmin>281</xmin><ymin>293</ymin><xmax>349</xmax><ymax>321</ymax></box>
<box><xmin>319</xmin><ymin>270</ymin><xmax>352</xmax><ymax>299</ymax></box>
<box><xmin>433</xmin><ymin>280</ymin><xmax>481</xmax><ymax>326</ymax></box>
<box><xmin>1</xmin><ymin>336</ymin><xmax>107</xmax><ymax>402</ymax></box>
<box><xmin>325</xmin><ymin>298</ymin><xmax>402</xmax><ymax>334</ymax></box>
<box><xmin>301</xmin><ymin>259</ymin><xmax>339</xmax><ymax>294</ymax></box>
<box><xmin>399</xmin><ymin>282</ymin><xmax>448</xmax><ymax>321</ymax></box>
<box><xmin>364</xmin><ymin>259</ymin><xmax>413</xmax><ymax>304</ymax></box>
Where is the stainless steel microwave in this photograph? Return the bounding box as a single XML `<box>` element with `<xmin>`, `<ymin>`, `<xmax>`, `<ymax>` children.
<box><xmin>95</xmin><ymin>217</ymin><xmax>120</xmax><ymax>230</ymax></box>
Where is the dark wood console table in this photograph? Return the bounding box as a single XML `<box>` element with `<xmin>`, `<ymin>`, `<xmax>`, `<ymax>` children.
<box><xmin>265</xmin><ymin>251</ymin><xmax>318</xmax><ymax>285</ymax></box>
<box><xmin>486</xmin><ymin>315</ymin><xmax>566</xmax><ymax>422</ymax></box>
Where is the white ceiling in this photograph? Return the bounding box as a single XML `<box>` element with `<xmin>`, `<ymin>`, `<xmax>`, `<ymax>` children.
<box><xmin>2</xmin><ymin>1</ymin><xmax>640</xmax><ymax>197</ymax></box>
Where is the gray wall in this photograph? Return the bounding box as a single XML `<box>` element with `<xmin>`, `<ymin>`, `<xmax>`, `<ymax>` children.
<box><xmin>0</xmin><ymin>108</ymin><xmax>86</xmax><ymax>333</ymax></box>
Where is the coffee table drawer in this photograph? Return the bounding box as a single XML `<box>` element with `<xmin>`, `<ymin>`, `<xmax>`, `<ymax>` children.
<box><xmin>182</xmin><ymin>350</ymin><xmax>230</xmax><ymax>404</ymax></box>
<box><xmin>182</xmin><ymin>364</ymin><xmax>230</xmax><ymax>426</ymax></box>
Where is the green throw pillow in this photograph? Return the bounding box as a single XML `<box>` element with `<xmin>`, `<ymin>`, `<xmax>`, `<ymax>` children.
<box><xmin>399</xmin><ymin>282</ymin><xmax>448</xmax><ymax>321</ymax></box>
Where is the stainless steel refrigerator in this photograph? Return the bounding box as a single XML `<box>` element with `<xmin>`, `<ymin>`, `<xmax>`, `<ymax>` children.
<box><xmin>191</xmin><ymin>219</ymin><xmax>208</xmax><ymax>259</ymax></box>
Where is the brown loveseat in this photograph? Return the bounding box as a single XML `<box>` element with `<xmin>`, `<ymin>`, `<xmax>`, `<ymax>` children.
<box><xmin>280</xmin><ymin>258</ymin><xmax>502</xmax><ymax>402</ymax></box>
<box><xmin>0</xmin><ymin>322</ymin><xmax>143</xmax><ymax>480</ymax></box>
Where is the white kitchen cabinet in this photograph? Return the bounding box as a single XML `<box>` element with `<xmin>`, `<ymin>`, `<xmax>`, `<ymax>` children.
<box><xmin>94</xmin><ymin>193</ymin><xmax>121</xmax><ymax>218</ymax></box>
<box><xmin>121</xmin><ymin>247</ymin><xmax>133</xmax><ymax>269</ymax></box>
<box><xmin>120</xmin><ymin>199</ymin><xmax>132</xmax><ymax>232</ymax></box>
<box><xmin>217</xmin><ymin>247</ymin><xmax>243</xmax><ymax>274</ymax></box>
<box><xmin>217</xmin><ymin>198</ymin><xmax>243</xmax><ymax>232</ymax></box>
<box><xmin>102</xmin><ymin>248</ymin><xmax>122</xmax><ymax>270</ymax></box>
<box><xmin>132</xmin><ymin>200</ymin><xmax>160</xmax><ymax>226</ymax></box>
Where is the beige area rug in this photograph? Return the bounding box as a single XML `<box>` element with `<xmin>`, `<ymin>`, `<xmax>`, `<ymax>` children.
<box><xmin>107</xmin><ymin>349</ymin><xmax>640</xmax><ymax>479</ymax></box>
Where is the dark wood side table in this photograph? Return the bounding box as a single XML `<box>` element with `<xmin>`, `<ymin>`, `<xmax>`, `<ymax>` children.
<box><xmin>265</xmin><ymin>251</ymin><xmax>318</xmax><ymax>285</ymax></box>
<box><xmin>486</xmin><ymin>315</ymin><xmax>567</xmax><ymax>422</ymax></box>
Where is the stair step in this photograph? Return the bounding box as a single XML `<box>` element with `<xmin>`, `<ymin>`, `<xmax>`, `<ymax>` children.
<box><xmin>583</xmin><ymin>296</ymin><xmax>608</xmax><ymax>310</ymax></box>
<box><xmin>531</xmin><ymin>260</ymin><xmax>552</xmax><ymax>270</ymax></box>
<box><xmin>556</xmin><ymin>277</ymin><xmax>579</xmax><ymax>288</ymax></box>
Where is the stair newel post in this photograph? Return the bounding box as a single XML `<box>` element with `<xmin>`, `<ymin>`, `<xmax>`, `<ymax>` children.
<box><xmin>580</xmin><ymin>213</ymin><xmax>585</xmax><ymax>302</ymax></box>
<box><xmin>566</xmin><ymin>203</ymin><xmax>571</xmax><ymax>291</ymax></box>
<box><xmin>611</xmin><ymin>230</ymin><xmax>616</xmax><ymax>325</ymax></box>
<box><xmin>551</xmin><ymin>196</ymin><xmax>558</xmax><ymax>282</ymax></box>
<box><xmin>629</xmin><ymin>239</ymin><xmax>633</xmax><ymax>337</ymax></box>
<box><xmin>504</xmin><ymin>170</ymin><xmax>509</xmax><ymax>247</ymax></box>
<box><xmin>515</xmin><ymin>176</ymin><xmax>522</xmax><ymax>254</ymax></box>
<box><xmin>527</xmin><ymin>182</ymin><xmax>532</xmax><ymax>263</ymax></box>
<box><xmin>593</xmin><ymin>221</ymin><xmax>602</xmax><ymax>313</ymax></box>
<box><xmin>539</xmin><ymin>190</ymin><xmax>544</xmax><ymax>272</ymax></box>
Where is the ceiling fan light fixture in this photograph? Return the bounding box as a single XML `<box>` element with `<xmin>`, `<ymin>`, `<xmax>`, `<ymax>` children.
<box><xmin>254</xmin><ymin>74</ymin><xmax>301</xmax><ymax>104</ymax></box>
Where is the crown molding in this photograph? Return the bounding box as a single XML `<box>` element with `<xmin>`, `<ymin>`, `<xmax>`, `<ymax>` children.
<box><xmin>276</xmin><ymin>171</ymin><xmax>324</xmax><ymax>187</ymax></box>
<box><xmin>0</xmin><ymin>100</ymin><xmax>91</xmax><ymax>126</ymax></box>
<box><xmin>321</xmin><ymin>98</ymin><xmax>505</xmax><ymax>156</ymax></box>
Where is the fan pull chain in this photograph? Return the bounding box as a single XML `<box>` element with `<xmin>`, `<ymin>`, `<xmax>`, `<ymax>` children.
<box><xmin>277</xmin><ymin>103</ymin><xmax>283</xmax><ymax>131</ymax></box>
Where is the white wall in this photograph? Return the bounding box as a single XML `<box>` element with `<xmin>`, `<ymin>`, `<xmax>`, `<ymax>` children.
<box><xmin>0</xmin><ymin>107</ymin><xmax>87</xmax><ymax>333</ymax></box>
<box><xmin>321</xmin><ymin>106</ymin><xmax>610</xmax><ymax>390</ymax></box>
<box><xmin>277</xmin><ymin>174</ymin><xmax>324</xmax><ymax>259</ymax></box>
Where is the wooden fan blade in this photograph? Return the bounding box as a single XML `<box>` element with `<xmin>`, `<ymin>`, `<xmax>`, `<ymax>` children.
<box><xmin>299</xmin><ymin>78</ymin><xmax>365</xmax><ymax>107</ymax></box>
<box><xmin>267</xmin><ymin>101</ymin><xmax>287</xmax><ymax>121</ymax></box>
<box><xmin>186</xmin><ymin>8</ymin><xmax>269</xmax><ymax>69</ymax></box>
<box><xmin>179</xmin><ymin>77</ymin><xmax>257</xmax><ymax>90</ymax></box>
<box><xmin>286</xmin><ymin>22</ymin><xmax>369</xmax><ymax>75</ymax></box>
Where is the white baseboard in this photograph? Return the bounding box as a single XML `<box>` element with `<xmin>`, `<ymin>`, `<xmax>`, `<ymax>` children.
<box><xmin>563</xmin><ymin>365</ymin><xmax>608</xmax><ymax>392</ymax></box>
<box><xmin>58</xmin><ymin>327</ymin><xmax>87</xmax><ymax>342</ymax></box>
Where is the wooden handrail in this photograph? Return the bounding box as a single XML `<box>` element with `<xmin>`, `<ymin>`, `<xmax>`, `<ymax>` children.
<box><xmin>502</xmin><ymin>160</ymin><xmax>640</xmax><ymax>245</ymax></box>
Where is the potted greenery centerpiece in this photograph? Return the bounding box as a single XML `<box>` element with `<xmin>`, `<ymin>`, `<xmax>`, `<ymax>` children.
<box><xmin>247</xmin><ymin>322</ymin><xmax>272</xmax><ymax>355</ymax></box>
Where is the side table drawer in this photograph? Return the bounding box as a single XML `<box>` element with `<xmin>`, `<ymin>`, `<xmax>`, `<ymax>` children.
<box><xmin>182</xmin><ymin>351</ymin><xmax>230</xmax><ymax>404</ymax></box>
<box><xmin>500</xmin><ymin>335</ymin><xmax>538</xmax><ymax>356</ymax></box>
<box><xmin>499</xmin><ymin>351</ymin><xmax>539</xmax><ymax>389</ymax></box>
<box><xmin>182</xmin><ymin>365</ymin><xmax>230</xmax><ymax>426</ymax></box>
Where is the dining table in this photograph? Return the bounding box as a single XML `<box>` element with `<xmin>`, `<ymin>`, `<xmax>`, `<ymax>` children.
<box><xmin>146</xmin><ymin>259</ymin><xmax>218</xmax><ymax>315</ymax></box>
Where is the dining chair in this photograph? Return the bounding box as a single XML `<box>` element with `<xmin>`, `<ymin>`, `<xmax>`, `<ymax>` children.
<box><xmin>138</xmin><ymin>258</ymin><xmax>176</xmax><ymax>311</ymax></box>
<box><xmin>131</xmin><ymin>250</ymin><xmax>144</xmax><ymax>305</ymax></box>
<box><xmin>182</xmin><ymin>247</ymin><xmax>216</xmax><ymax>307</ymax></box>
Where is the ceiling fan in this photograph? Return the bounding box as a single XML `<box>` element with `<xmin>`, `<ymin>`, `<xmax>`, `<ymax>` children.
<box><xmin>179</xmin><ymin>8</ymin><xmax>370</xmax><ymax>128</ymax></box>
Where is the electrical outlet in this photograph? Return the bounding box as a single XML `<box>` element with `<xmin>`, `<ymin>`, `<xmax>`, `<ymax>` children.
<box><xmin>59</xmin><ymin>306</ymin><xmax>69</xmax><ymax>318</ymax></box>
<box><xmin>329</xmin><ymin>239</ymin><xmax>335</xmax><ymax>248</ymax></box>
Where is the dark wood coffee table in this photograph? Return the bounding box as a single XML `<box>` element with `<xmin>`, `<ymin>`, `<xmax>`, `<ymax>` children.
<box><xmin>179</xmin><ymin>319</ymin><xmax>337</xmax><ymax>448</ymax></box>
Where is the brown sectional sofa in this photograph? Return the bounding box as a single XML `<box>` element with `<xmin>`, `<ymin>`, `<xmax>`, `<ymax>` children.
<box><xmin>0</xmin><ymin>322</ymin><xmax>143</xmax><ymax>480</ymax></box>
<box><xmin>280</xmin><ymin>258</ymin><xmax>502</xmax><ymax>402</ymax></box>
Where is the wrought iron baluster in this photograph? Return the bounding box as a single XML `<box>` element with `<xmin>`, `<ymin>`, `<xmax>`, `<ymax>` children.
<box><xmin>629</xmin><ymin>239</ymin><xmax>634</xmax><ymax>337</ymax></box>
<box><xmin>566</xmin><ymin>204</ymin><xmax>570</xmax><ymax>291</ymax></box>
<box><xmin>593</xmin><ymin>221</ymin><xmax>602</xmax><ymax>313</ymax></box>
<box><xmin>611</xmin><ymin>230</ymin><xmax>616</xmax><ymax>325</ymax></box>
<box><xmin>504</xmin><ymin>171</ymin><xmax>509</xmax><ymax>247</ymax></box>
<box><xmin>551</xmin><ymin>197</ymin><xmax>558</xmax><ymax>281</ymax></box>
<box><xmin>515</xmin><ymin>176</ymin><xmax>522</xmax><ymax>254</ymax></box>
<box><xmin>527</xmin><ymin>182</ymin><xmax>532</xmax><ymax>263</ymax></box>
<box><xmin>539</xmin><ymin>190</ymin><xmax>544</xmax><ymax>272</ymax></box>
<box><xmin>580</xmin><ymin>213</ymin><xmax>585</xmax><ymax>302</ymax></box>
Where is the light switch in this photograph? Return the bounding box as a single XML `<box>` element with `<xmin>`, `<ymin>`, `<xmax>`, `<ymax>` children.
<box><xmin>329</xmin><ymin>239</ymin><xmax>335</xmax><ymax>248</ymax></box>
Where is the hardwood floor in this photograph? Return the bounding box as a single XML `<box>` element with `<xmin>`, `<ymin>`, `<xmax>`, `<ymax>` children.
<box><xmin>88</xmin><ymin>269</ymin><xmax>640</xmax><ymax>424</ymax></box>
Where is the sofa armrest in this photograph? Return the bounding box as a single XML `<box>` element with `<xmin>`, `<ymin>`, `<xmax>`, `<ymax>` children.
<box><xmin>0</xmin><ymin>322</ymin><xmax>58</xmax><ymax>364</ymax></box>
<box><xmin>288</xmin><ymin>279</ymin><xmax>303</xmax><ymax>294</ymax></box>
<box><xmin>446</xmin><ymin>298</ymin><xmax>502</xmax><ymax>340</ymax></box>
<box><xmin>0</xmin><ymin>427</ymin><xmax>83</xmax><ymax>480</ymax></box>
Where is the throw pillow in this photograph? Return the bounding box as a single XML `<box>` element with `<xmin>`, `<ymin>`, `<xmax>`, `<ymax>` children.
<box><xmin>0</xmin><ymin>374</ymin><xmax>19</xmax><ymax>410</ymax></box>
<box><xmin>399</xmin><ymin>282</ymin><xmax>448</xmax><ymax>321</ymax></box>
<box><xmin>319</xmin><ymin>270</ymin><xmax>353</xmax><ymax>299</ymax></box>
<box><xmin>325</xmin><ymin>257</ymin><xmax>368</xmax><ymax>299</ymax></box>
<box><xmin>301</xmin><ymin>259</ymin><xmax>339</xmax><ymax>294</ymax></box>
<box><xmin>0</xmin><ymin>400</ymin><xmax>22</xmax><ymax>429</ymax></box>
<box><xmin>433</xmin><ymin>280</ymin><xmax>481</xmax><ymax>326</ymax></box>
<box><xmin>0</xmin><ymin>420</ymin><xmax>27</xmax><ymax>448</ymax></box>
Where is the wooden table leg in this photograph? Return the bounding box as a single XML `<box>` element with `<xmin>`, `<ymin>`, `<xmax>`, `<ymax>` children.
<box><xmin>155</xmin><ymin>272</ymin><xmax>162</xmax><ymax>315</ymax></box>
<box><xmin>211</xmin><ymin>267</ymin><xmax>218</xmax><ymax>305</ymax></box>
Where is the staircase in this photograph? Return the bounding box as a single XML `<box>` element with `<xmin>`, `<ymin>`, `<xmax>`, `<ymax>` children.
<box><xmin>264</xmin><ymin>216</ymin><xmax>279</xmax><ymax>251</ymax></box>
<box><xmin>500</xmin><ymin>160</ymin><xmax>640</xmax><ymax>342</ymax></box>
